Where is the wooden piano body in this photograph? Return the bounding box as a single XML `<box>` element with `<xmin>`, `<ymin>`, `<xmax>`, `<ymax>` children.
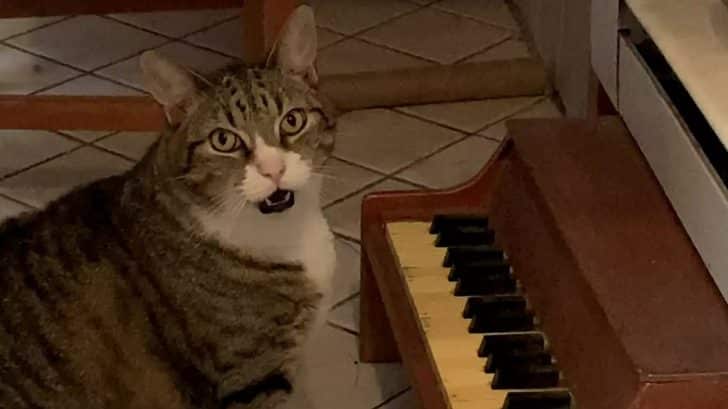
<box><xmin>359</xmin><ymin>117</ymin><xmax>728</xmax><ymax>409</ymax></box>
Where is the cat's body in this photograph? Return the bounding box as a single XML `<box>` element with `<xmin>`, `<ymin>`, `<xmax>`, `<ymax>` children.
<box><xmin>0</xmin><ymin>6</ymin><xmax>335</xmax><ymax>409</ymax></box>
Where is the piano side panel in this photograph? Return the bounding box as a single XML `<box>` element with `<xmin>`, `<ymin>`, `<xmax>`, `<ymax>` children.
<box><xmin>489</xmin><ymin>150</ymin><xmax>640</xmax><ymax>409</ymax></box>
<box><xmin>636</xmin><ymin>379</ymin><xmax>728</xmax><ymax>409</ymax></box>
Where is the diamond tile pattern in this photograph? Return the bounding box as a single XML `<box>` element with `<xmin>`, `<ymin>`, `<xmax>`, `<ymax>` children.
<box><xmin>109</xmin><ymin>9</ymin><xmax>238</xmax><ymax>37</ymax></box>
<box><xmin>435</xmin><ymin>0</ymin><xmax>520</xmax><ymax>29</ymax></box>
<box><xmin>7</xmin><ymin>16</ymin><xmax>167</xmax><ymax>71</ymax></box>
<box><xmin>360</xmin><ymin>8</ymin><xmax>511</xmax><ymax>63</ymax></box>
<box><xmin>95</xmin><ymin>131</ymin><xmax>158</xmax><ymax>161</ymax></box>
<box><xmin>0</xmin><ymin>3</ymin><xmax>557</xmax><ymax>408</ymax></box>
<box><xmin>333</xmin><ymin>109</ymin><xmax>464</xmax><ymax>173</ymax></box>
<box><xmin>0</xmin><ymin>147</ymin><xmax>132</xmax><ymax>207</ymax></box>
<box><xmin>397</xmin><ymin>136</ymin><xmax>499</xmax><ymax>189</ymax></box>
<box><xmin>0</xmin><ymin>16</ymin><xmax>66</xmax><ymax>40</ymax></box>
<box><xmin>0</xmin><ymin>196</ymin><xmax>32</xmax><ymax>222</ymax></box>
<box><xmin>97</xmin><ymin>41</ymin><xmax>233</xmax><ymax>89</ymax></box>
<box><xmin>398</xmin><ymin>96</ymin><xmax>541</xmax><ymax>133</ymax></box>
<box><xmin>317</xmin><ymin>39</ymin><xmax>432</xmax><ymax>76</ymax></box>
<box><xmin>0</xmin><ymin>130</ymin><xmax>79</xmax><ymax>177</ymax></box>
<box><xmin>310</xmin><ymin>0</ymin><xmax>418</xmax><ymax>35</ymax></box>
<box><xmin>0</xmin><ymin>44</ymin><xmax>81</xmax><ymax>94</ymax></box>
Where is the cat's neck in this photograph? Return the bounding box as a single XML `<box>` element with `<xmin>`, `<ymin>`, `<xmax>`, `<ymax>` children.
<box><xmin>189</xmin><ymin>176</ymin><xmax>325</xmax><ymax>264</ymax></box>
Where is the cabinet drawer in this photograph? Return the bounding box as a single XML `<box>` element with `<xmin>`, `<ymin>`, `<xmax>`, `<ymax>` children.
<box><xmin>618</xmin><ymin>34</ymin><xmax>728</xmax><ymax>300</ymax></box>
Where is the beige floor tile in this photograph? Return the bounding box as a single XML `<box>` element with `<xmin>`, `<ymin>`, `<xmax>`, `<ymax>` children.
<box><xmin>60</xmin><ymin>131</ymin><xmax>117</xmax><ymax>143</ymax></box>
<box><xmin>310</xmin><ymin>0</ymin><xmax>418</xmax><ymax>35</ymax></box>
<box><xmin>463</xmin><ymin>39</ymin><xmax>531</xmax><ymax>63</ymax></box>
<box><xmin>109</xmin><ymin>9</ymin><xmax>238</xmax><ymax>38</ymax></box>
<box><xmin>317</xmin><ymin>39</ymin><xmax>431</xmax><ymax>76</ymax></box>
<box><xmin>333</xmin><ymin>109</ymin><xmax>463</xmax><ymax>174</ymax></box>
<box><xmin>186</xmin><ymin>20</ymin><xmax>338</xmax><ymax>58</ymax></box>
<box><xmin>397</xmin><ymin>96</ymin><xmax>541</xmax><ymax>134</ymax></box>
<box><xmin>285</xmin><ymin>325</ymin><xmax>408</xmax><ymax>409</ymax></box>
<box><xmin>0</xmin><ymin>147</ymin><xmax>133</xmax><ymax>207</ymax></box>
<box><xmin>329</xmin><ymin>294</ymin><xmax>360</xmax><ymax>333</ymax></box>
<box><xmin>0</xmin><ymin>130</ymin><xmax>79</xmax><ymax>177</ymax></box>
<box><xmin>0</xmin><ymin>45</ymin><xmax>81</xmax><ymax>94</ymax></box>
<box><xmin>360</xmin><ymin>8</ymin><xmax>510</xmax><ymax>64</ymax></box>
<box><xmin>397</xmin><ymin>136</ymin><xmax>498</xmax><ymax>189</ymax></box>
<box><xmin>380</xmin><ymin>390</ymin><xmax>419</xmax><ymax>409</ymax></box>
<box><xmin>324</xmin><ymin>178</ymin><xmax>417</xmax><ymax>239</ymax></box>
<box><xmin>39</xmin><ymin>75</ymin><xmax>142</xmax><ymax>96</ymax></box>
<box><xmin>320</xmin><ymin>158</ymin><xmax>383</xmax><ymax>207</ymax></box>
<box><xmin>479</xmin><ymin>98</ymin><xmax>562</xmax><ymax>140</ymax></box>
<box><xmin>8</xmin><ymin>16</ymin><xmax>167</xmax><ymax>70</ymax></box>
<box><xmin>0</xmin><ymin>16</ymin><xmax>66</xmax><ymax>40</ymax></box>
<box><xmin>185</xmin><ymin>19</ymin><xmax>242</xmax><ymax>57</ymax></box>
<box><xmin>97</xmin><ymin>42</ymin><xmax>233</xmax><ymax>89</ymax></box>
<box><xmin>95</xmin><ymin>132</ymin><xmax>158</xmax><ymax>161</ymax></box>
<box><xmin>434</xmin><ymin>0</ymin><xmax>519</xmax><ymax>29</ymax></box>
<box><xmin>330</xmin><ymin>239</ymin><xmax>361</xmax><ymax>306</ymax></box>
<box><xmin>0</xmin><ymin>196</ymin><xmax>33</xmax><ymax>222</ymax></box>
<box><xmin>317</xmin><ymin>27</ymin><xmax>345</xmax><ymax>49</ymax></box>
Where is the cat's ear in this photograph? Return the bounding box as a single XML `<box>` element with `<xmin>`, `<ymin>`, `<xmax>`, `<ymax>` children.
<box><xmin>140</xmin><ymin>50</ymin><xmax>199</xmax><ymax>126</ymax></box>
<box><xmin>268</xmin><ymin>5</ymin><xmax>319</xmax><ymax>86</ymax></box>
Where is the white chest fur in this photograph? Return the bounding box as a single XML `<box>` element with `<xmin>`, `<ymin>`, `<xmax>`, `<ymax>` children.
<box><xmin>192</xmin><ymin>181</ymin><xmax>336</xmax><ymax>307</ymax></box>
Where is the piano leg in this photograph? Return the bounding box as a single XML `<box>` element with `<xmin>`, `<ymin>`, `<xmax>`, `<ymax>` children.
<box><xmin>360</xmin><ymin>250</ymin><xmax>401</xmax><ymax>363</ymax></box>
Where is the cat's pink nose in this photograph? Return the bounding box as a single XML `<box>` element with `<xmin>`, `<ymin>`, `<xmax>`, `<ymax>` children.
<box><xmin>257</xmin><ymin>162</ymin><xmax>286</xmax><ymax>184</ymax></box>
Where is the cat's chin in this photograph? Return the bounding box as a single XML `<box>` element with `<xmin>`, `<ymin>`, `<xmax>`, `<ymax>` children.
<box><xmin>258</xmin><ymin>189</ymin><xmax>295</xmax><ymax>214</ymax></box>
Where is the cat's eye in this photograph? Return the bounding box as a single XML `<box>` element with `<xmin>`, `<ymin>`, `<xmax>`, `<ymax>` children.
<box><xmin>280</xmin><ymin>109</ymin><xmax>307</xmax><ymax>140</ymax></box>
<box><xmin>209</xmin><ymin>129</ymin><xmax>243</xmax><ymax>153</ymax></box>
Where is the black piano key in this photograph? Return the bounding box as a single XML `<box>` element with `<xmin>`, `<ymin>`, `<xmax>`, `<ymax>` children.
<box><xmin>454</xmin><ymin>274</ymin><xmax>516</xmax><ymax>296</ymax></box>
<box><xmin>429</xmin><ymin>214</ymin><xmax>488</xmax><ymax>234</ymax></box>
<box><xmin>485</xmin><ymin>350</ymin><xmax>552</xmax><ymax>373</ymax></box>
<box><xmin>478</xmin><ymin>333</ymin><xmax>545</xmax><ymax>357</ymax></box>
<box><xmin>434</xmin><ymin>226</ymin><xmax>494</xmax><ymax>247</ymax></box>
<box><xmin>442</xmin><ymin>245</ymin><xmax>504</xmax><ymax>267</ymax></box>
<box><xmin>492</xmin><ymin>363</ymin><xmax>560</xmax><ymax>389</ymax></box>
<box><xmin>448</xmin><ymin>260</ymin><xmax>511</xmax><ymax>282</ymax></box>
<box><xmin>504</xmin><ymin>391</ymin><xmax>571</xmax><ymax>409</ymax></box>
<box><xmin>469</xmin><ymin>310</ymin><xmax>534</xmax><ymax>333</ymax></box>
<box><xmin>462</xmin><ymin>295</ymin><xmax>526</xmax><ymax>319</ymax></box>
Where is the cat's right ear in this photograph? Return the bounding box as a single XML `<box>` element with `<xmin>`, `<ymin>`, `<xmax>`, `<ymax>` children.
<box><xmin>140</xmin><ymin>50</ymin><xmax>198</xmax><ymax>126</ymax></box>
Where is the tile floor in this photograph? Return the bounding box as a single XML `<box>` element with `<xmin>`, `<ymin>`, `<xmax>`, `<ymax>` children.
<box><xmin>0</xmin><ymin>1</ymin><xmax>562</xmax><ymax>408</ymax></box>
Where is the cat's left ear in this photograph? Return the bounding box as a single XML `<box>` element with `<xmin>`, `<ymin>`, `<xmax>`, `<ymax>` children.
<box><xmin>140</xmin><ymin>50</ymin><xmax>200</xmax><ymax>126</ymax></box>
<box><xmin>268</xmin><ymin>5</ymin><xmax>319</xmax><ymax>86</ymax></box>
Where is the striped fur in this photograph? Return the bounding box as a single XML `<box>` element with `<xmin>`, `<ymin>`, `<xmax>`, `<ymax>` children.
<box><xmin>0</xmin><ymin>7</ymin><xmax>336</xmax><ymax>408</ymax></box>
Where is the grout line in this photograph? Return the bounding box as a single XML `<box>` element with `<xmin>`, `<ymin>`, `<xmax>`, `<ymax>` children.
<box><xmin>389</xmin><ymin>175</ymin><xmax>432</xmax><ymax>190</ymax></box>
<box><xmin>334</xmin><ymin>232</ymin><xmax>361</xmax><ymax>245</ymax></box>
<box><xmin>330</xmin><ymin>291</ymin><xmax>361</xmax><ymax>310</ymax></box>
<box><xmin>351</xmin><ymin>36</ymin><xmax>442</xmax><ymax>65</ymax></box>
<box><xmin>430</xmin><ymin>5</ymin><xmax>522</xmax><ymax>33</ymax></box>
<box><xmin>0</xmin><ymin>15</ymin><xmax>77</xmax><ymax>42</ymax></box>
<box><xmin>477</xmin><ymin>133</ymin><xmax>505</xmax><ymax>143</ymax></box>
<box><xmin>322</xmin><ymin>175</ymin><xmax>389</xmax><ymax>210</ymax></box>
<box><xmin>385</xmin><ymin>133</ymin><xmax>471</xmax><ymax>177</ymax></box>
<box><xmin>326</xmin><ymin>321</ymin><xmax>358</xmax><ymax>336</ymax></box>
<box><xmin>101</xmin><ymin>13</ymin><xmax>240</xmax><ymax>41</ymax></box>
<box><xmin>469</xmin><ymin>95</ymin><xmax>547</xmax><ymax>135</ymax></box>
<box><xmin>0</xmin><ymin>192</ymin><xmax>37</xmax><ymax>210</ymax></box>
<box><xmin>451</xmin><ymin>34</ymin><xmax>513</xmax><ymax>65</ymax></box>
<box><xmin>390</xmin><ymin>108</ymin><xmax>475</xmax><ymax>134</ymax></box>
<box><xmin>0</xmin><ymin>142</ymin><xmax>86</xmax><ymax>182</ymax></box>
<box><xmin>371</xmin><ymin>387</ymin><xmax>413</xmax><ymax>409</ymax></box>
<box><xmin>88</xmin><ymin>143</ymin><xmax>138</xmax><ymax>164</ymax></box>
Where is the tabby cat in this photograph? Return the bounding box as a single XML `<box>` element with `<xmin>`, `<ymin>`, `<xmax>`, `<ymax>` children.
<box><xmin>0</xmin><ymin>5</ymin><xmax>337</xmax><ymax>409</ymax></box>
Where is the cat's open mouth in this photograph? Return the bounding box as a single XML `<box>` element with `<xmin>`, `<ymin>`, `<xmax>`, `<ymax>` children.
<box><xmin>258</xmin><ymin>189</ymin><xmax>295</xmax><ymax>214</ymax></box>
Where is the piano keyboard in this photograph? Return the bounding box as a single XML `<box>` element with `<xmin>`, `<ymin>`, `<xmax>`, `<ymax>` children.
<box><xmin>386</xmin><ymin>215</ymin><xmax>573</xmax><ymax>409</ymax></box>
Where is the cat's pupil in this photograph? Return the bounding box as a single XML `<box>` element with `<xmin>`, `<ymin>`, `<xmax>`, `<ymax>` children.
<box><xmin>219</xmin><ymin>133</ymin><xmax>228</xmax><ymax>145</ymax></box>
<box><xmin>287</xmin><ymin>115</ymin><xmax>296</xmax><ymax>126</ymax></box>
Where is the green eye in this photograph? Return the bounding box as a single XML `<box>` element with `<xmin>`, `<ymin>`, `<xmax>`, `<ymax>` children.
<box><xmin>209</xmin><ymin>129</ymin><xmax>242</xmax><ymax>153</ymax></box>
<box><xmin>280</xmin><ymin>109</ymin><xmax>307</xmax><ymax>140</ymax></box>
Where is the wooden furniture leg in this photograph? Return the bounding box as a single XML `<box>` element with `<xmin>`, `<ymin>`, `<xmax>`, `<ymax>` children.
<box><xmin>359</xmin><ymin>248</ymin><xmax>401</xmax><ymax>363</ymax></box>
<box><xmin>240</xmin><ymin>0</ymin><xmax>296</xmax><ymax>65</ymax></box>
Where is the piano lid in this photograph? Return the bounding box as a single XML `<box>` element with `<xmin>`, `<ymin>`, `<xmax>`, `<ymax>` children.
<box><xmin>627</xmin><ymin>0</ymin><xmax>728</xmax><ymax>151</ymax></box>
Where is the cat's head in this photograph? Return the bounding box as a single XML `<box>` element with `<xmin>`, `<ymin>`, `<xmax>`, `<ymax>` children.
<box><xmin>139</xmin><ymin>5</ymin><xmax>334</xmax><ymax>216</ymax></box>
